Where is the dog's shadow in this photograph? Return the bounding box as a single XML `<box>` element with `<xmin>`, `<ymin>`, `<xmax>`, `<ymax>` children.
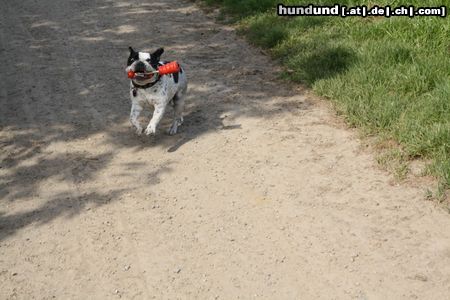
<box><xmin>169</xmin><ymin>103</ymin><xmax>244</xmax><ymax>152</ymax></box>
<box><xmin>118</xmin><ymin>105</ymin><xmax>241</xmax><ymax>152</ymax></box>
<box><xmin>167</xmin><ymin>125</ymin><xmax>242</xmax><ymax>152</ymax></box>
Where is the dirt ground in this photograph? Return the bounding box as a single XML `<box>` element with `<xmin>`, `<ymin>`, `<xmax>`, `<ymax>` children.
<box><xmin>1</xmin><ymin>0</ymin><xmax>450</xmax><ymax>299</ymax></box>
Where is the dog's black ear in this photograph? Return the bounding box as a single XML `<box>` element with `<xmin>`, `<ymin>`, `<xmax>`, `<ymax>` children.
<box><xmin>127</xmin><ymin>47</ymin><xmax>139</xmax><ymax>66</ymax></box>
<box><xmin>150</xmin><ymin>48</ymin><xmax>164</xmax><ymax>66</ymax></box>
<box><xmin>152</xmin><ymin>47</ymin><xmax>164</xmax><ymax>58</ymax></box>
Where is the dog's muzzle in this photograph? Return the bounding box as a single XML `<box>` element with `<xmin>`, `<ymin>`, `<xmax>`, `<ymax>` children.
<box><xmin>134</xmin><ymin>61</ymin><xmax>146</xmax><ymax>72</ymax></box>
<box><xmin>127</xmin><ymin>61</ymin><xmax>156</xmax><ymax>80</ymax></box>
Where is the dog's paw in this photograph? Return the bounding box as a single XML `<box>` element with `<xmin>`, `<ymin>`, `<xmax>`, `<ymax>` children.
<box><xmin>168</xmin><ymin>127</ymin><xmax>177</xmax><ymax>136</ymax></box>
<box><xmin>168</xmin><ymin>118</ymin><xmax>183</xmax><ymax>135</ymax></box>
<box><xmin>168</xmin><ymin>124</ymin><xmax>178</xmax><ymax>136</ymax></box>
<box><xmin>145</xmin><ymin>126</ymin><xmax>156</xmax><ymax>136</ymax></box>
<box><xmin>131</xmin><ymin>125</ymin><xmax>144</xmax><ymax>136</ymax></box>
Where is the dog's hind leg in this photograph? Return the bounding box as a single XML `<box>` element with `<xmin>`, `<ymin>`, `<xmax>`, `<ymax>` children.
<box><xmin>168</xmin><ymin>92</ymin><xmax>185</xmax><ymax>135</ymax></box>
<box><xmin>130</xmin><ymin>101</ymin><xmax>144</xmax><ymax>135</ymax></box>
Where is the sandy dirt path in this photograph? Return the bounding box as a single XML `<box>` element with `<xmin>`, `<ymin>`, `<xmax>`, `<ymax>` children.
<box><xmin>1</xmin><ymin>0</ymin><xmax>450</xmax><ymax>299</ymax></box>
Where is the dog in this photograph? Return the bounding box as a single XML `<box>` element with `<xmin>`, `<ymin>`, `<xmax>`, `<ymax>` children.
<box><xmin>126</xmin><ymin>47</ymin><xmax>187</xmax><ymax>136</ymax></box>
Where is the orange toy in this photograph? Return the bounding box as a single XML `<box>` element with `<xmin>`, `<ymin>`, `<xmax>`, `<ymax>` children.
<box><xmin>127</xmin><ymin>61</ymin><xmax>180</xmax><ymax>79</ymax></box>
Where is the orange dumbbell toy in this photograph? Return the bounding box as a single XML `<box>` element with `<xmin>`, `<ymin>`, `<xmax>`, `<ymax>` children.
<box><xmin>127</xmin><ymin>61</ymin><xmax>180</xmax><ymax>79</ymax></box>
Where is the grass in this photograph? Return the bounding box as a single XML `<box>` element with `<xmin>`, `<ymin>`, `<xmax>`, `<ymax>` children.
<box><xmin>202</xmin><ymin>0</ymin><xmax>450</xmax><ymax>193</ymax></box>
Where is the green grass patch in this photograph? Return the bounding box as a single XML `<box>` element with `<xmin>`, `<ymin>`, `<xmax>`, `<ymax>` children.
<box><xmin>203</xmin><ymin>0</ymin><xmax>450</xmax><ymax>190</ymax></box>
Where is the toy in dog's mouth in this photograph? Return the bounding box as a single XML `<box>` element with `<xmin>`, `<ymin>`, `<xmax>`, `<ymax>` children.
<box><xmin>127</xmin><ymin>70</ymin><xmax>156</xmax><ymax>80</ymax></box>
<box><xmin>127</xmin><ymin>61</ymin><xmax>181</xmax><ymax>80</ymax></box>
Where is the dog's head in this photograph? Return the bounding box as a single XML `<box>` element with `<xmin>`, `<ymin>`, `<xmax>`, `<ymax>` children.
<box><xmin>126</xmin><ymin>46</ymin><xmax>164</xmax><ymax>83</ymax></box>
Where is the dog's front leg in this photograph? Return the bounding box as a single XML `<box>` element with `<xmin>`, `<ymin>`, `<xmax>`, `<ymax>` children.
<box><xmin>130</xmin><ymin>101</ymin><xmax>144</xmax><ymax>135</ymax></box>
<box><xmin>145</xmin><ymin>104</ymin><xmax>166</xmax><ymax>136</ymax></box>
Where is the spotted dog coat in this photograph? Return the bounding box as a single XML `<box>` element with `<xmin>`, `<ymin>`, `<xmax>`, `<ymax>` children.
<box><xmin>126</xmin><ymin>47</ymin><xmax>188</xmax><ymax>136</ymax></box>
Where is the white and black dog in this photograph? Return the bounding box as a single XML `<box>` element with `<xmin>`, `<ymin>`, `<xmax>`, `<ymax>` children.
<box><xmin>126</xmin><ymin>47</ymin><xmax>187</xmax><ymax>136</ymax></box>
